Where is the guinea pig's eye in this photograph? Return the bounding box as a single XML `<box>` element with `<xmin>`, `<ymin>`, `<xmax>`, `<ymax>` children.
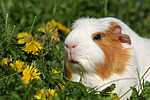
<box><xmin>93</xmin><ymin>34</ymin><xmax>102</xmax><ymax>41</ymax></box>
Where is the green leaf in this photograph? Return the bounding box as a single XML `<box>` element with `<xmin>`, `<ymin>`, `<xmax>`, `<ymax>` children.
<box><xmin>10</xmin><ymin>91</ymin><xmax>21</xmax><ymax>100</ymax></box>
<box><xmin>100</xmin><ymin>83</ymin><xmax>116</xmax><ymax>95</ymax></box>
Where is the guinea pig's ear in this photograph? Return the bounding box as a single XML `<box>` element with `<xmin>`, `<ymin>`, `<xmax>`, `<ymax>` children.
<box><xmin>111</xmin><ymin>22</ymin><xmax>131</xmax><ymax>44</ymax></box>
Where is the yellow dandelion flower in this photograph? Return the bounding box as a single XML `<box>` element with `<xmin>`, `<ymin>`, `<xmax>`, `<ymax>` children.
<box><xmin>35</xmin><ymin>89</ymin><xmax>46</xmax><ymax>99</ymax></box>
<box><xmin>22</xmin><ymin>65</ymin><xmax>41</xmax><ymax>84</ymax></box>
<box><xmin>110</xmin><ymin>92</ymin><xmax>118</xmax><ymax>100</ymax></box>
<box><xmin>23</xmin><ymin>40</ymin><xmax>43</xmax><ymax>55</ymax></box>
<box><xmin>50</xmin><ymin>31</ymin><xmax>60</xmax><ymax>43</ymax></box>
<box><xmin>17</xmin><ymin>32</ymin><xmax>33</xmax><ymax>39</ymax></box>
<box><xmin>10</xmin><ymin>60</ymin><xmax>27</xmax><ymax>72</ymax></box>
<box><xmin>38</xmin><ymin>21</ymin><xmax>55</xmax><ymax>34</ymax></box>
<box><xmin>58</xmin><ymin>83</ymin><xmax>65</xmax><ymax>90</ymax></box>
<box><xmin>38</xmin><ymin>19</ymin><xmax>70</xmax><ymax>42</ymax></box>
<box><xmin>38</xmin><ymin>20</ymin><xmax>60</xmax><ymax>43</ymax></box>
<box><xmin>1</xmin><ymin>58</ymin><xmax>11</xmax><ymax>65</ymax></box>
<box><xmin>22</xmin><ymin>72</ymin><xmax>31</xmax><ymax>84</ymax></box>
<box><xmin>50</xmin><ymin>19</ymin><xmax>57</xmax><ymax>27</ymax></box>
<box><xmin>29</xmin><ymin>65</ymin><xmax>41</xmax><ymax>80</ymax></box>
<box><xmin>38</xmin><ymin>19</ymin><xmax>71</xmax><ymax>34</ymax></box>
<box><xmin>17</xmin><ymin>32</ymin><xmax>34</xmax><ymax>44</ymax></box>
<box><xmin>35</xmin><ymin>88</ymin><xmax>58</xmax><ymax>100</ymax></box>
<box><xmin>51</xmin><ymin>69</ymin><xmax>60</xmax><ymax>74</ymax></box>
<box><xmin>38</xmin><ymin>27</ymin><xmax>46</xmax><ymax>33</ymax></box>
<box><xmin>51</xmin><ymin>19</ymin><xmax>71</xmax><ymax>33</ymax></box>
<box><xmin>47</xmin><ymin>88</ymin><xmax>58</xmax><ymax>99</ymax></box>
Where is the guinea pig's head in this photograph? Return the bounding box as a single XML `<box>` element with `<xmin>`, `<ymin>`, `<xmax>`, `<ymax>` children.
<box><xmin>63</xmin><ymin>17</ymin><xmax>132</xmax><ymax>80</ymax></box>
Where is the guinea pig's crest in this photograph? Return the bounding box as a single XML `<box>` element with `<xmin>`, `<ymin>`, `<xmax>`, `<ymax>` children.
<box><xmin>71</xmin><ymin>17</ymin><xmax>91</xmax><ymax>29</ymax></box>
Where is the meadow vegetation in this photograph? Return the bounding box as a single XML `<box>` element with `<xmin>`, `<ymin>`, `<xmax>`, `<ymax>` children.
<box><xmin>0</xmin><ymin>0</ymin><xmax>150</xmax><ymax>100</ymax></box>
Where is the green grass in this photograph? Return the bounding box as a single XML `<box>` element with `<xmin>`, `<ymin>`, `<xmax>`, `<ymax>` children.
<box><xmin>0</xmin><ymin>0</ymin><xmax>150</xmax><ymax>100</ymax></box>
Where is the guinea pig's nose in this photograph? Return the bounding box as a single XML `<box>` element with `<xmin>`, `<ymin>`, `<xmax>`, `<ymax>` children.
<box><xmin>72</xmin><ymin>45</ymin><xmax>76</xmax><ymax>49</ymax></box>
<box><xmin>65</xmin><ymin>44</ymin><xmax>76</xmax><ymax>50</ymax></box>
<box><xmin>65</xmin><ymin>44</ymin><xmax>69</xmax><ymax>49</ymax></box>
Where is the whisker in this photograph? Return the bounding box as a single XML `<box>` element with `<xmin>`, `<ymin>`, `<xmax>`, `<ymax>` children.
<box><xmin>96</xmin><ymin>78</ymin><xmax>136</xmax><ymax>90</ymax></box>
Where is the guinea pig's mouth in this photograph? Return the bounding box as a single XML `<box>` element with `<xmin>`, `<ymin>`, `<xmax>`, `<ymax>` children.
<box><xmin>70</xmin><ymin>60</ymin><xmax>79</xmax><ymax>64</ymax></box>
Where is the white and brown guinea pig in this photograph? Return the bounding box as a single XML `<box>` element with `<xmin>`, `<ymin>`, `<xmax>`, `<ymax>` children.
<box><xmin>63</xmin><ymin>17</ymin><xmax>150</xmax><ymax>99</ymax></box>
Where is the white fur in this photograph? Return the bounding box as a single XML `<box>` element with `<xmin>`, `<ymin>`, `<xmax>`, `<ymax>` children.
<box><xmin>63</xmin><ymin>17</ymin><xmax>150</xmax><ymax>100</ymax></box>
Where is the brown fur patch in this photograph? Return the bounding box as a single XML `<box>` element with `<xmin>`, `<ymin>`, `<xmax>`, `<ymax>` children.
<box><xmin>64</xmin><ymin>62</ymin><xmax>72</xmax><ymax>80</ymax></box>
<box><xmin>110</xmin><ymin>22</ymin><xmax>118</xmax><ymax>26</ymax></box>
<box><xmin>91</xmin><ymin>24</ymin><xmax>131</xmax><ymax>80</ymax></box>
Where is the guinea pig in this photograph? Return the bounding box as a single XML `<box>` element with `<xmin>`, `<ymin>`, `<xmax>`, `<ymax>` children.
<box><xmin>63</xmin><ymin>17</ymin><xmax>150</xmax><ymax>100</ymax></box>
